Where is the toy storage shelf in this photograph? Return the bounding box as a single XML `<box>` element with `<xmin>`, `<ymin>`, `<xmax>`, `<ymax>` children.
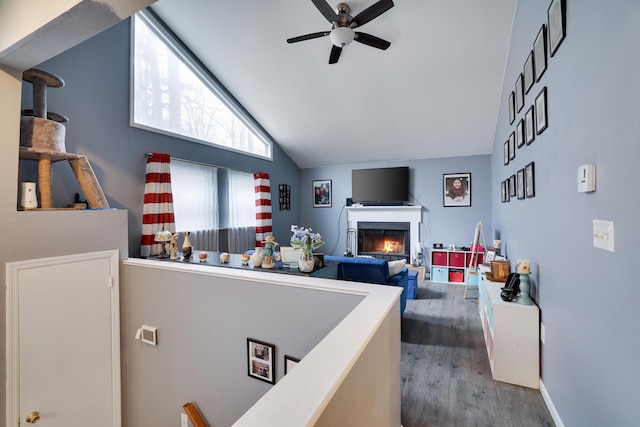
<box><xmin>429</xmin><ymin>248</ymin><xmax>483</xmax><ymax>284</ymax></box>
<box><xmin>478</xmin><ymin>270</ymin><xmax>540</xmax><ymax>388</ymax></box>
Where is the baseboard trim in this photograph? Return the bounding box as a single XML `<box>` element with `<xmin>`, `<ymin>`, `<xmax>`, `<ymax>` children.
<box><xmin>540</xmin><ymin>379</ymin><xmax>564</xmax><ymax>427</ymax></box>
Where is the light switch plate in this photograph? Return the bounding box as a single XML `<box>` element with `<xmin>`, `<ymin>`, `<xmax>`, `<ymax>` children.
<box><xmin>593</xmin><ymin>220</ymin><xmax>614</xmax><ymax>252</ymax></box>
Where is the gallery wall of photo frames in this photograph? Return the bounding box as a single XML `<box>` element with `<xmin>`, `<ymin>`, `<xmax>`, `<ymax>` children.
<box><xmin>502</xmin><ymin>0</ymin><xmax>565</xmax><ymax>203</ymax></box>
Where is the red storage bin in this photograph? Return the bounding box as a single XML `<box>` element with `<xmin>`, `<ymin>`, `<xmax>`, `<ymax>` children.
<box><xmin>449</xmin><ymin>251</ymin><xmax>465</xmax><ymax>267</ymax></box>
<box><xmin>432</xmin><ymin>251</ymin><xmax>447</xmax><ymax>266</ymax></box>
<box><xmin>449</xmin><ymin>269</ymin><xmax>464</xmax><ymax>282</ymax></box>
<box><xmin>466</xmin><ymin>252</ymin><xmax>484</xmax><ymax>266</ymax></box>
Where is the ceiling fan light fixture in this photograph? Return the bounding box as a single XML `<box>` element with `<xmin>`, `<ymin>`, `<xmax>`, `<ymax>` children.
<box><xmin>330</xmin><ymin>26</ymin><xmax>355</xmax><ymax>47</ymax></box>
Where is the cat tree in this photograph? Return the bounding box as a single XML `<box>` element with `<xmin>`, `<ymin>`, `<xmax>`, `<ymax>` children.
<box><xmin>19</xmin><ymin>68</ymin><xmax>109</xmax><ymax>209</ymax></box>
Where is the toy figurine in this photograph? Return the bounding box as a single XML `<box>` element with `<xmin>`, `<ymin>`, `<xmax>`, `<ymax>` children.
<box><xmin>261</xmin><ymin>236</ymin><xmax>278</xmax><ymax>269</ymax></box>
<box><xmin>169</xmin><ymin>233</ymin><xmax>180</xmax><ymax>260</ymax></box>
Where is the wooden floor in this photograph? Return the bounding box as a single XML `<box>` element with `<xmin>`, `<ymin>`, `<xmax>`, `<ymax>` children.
<box><xmin>400</xmin><ymin>280</ymin><xmax>555</xmax><ymax>427</ymax></box>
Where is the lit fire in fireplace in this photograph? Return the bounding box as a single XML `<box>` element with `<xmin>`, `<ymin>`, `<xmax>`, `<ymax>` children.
<box><xmin>380</xmin><ymin>238</ymin><xmax>403</xmax><ymax>253</ymax></box>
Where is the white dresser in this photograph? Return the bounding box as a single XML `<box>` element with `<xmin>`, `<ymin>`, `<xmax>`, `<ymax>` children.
<box><xmin>478</xmin><ymin>270</ymin><xmax>540</xmax><ymax>388</ymax></box>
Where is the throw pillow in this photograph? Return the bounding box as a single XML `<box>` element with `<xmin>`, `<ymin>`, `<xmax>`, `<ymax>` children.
<box><xmin>388</xmin><ymin>259</ymin><xmax>407</xmax><ymax>276</ymax></box>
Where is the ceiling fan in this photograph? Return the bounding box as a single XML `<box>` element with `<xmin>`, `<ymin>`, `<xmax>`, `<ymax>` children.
<box><xmin>287</xmin><ymin>0</ymin><xmax>394</xmax><ymax>64</ymax></box>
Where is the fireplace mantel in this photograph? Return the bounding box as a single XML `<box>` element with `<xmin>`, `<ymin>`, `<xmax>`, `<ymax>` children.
<box><xmin>346</xmin><ymin>205</ymin><xmax>422</xmax><ymax>261</ymax></box>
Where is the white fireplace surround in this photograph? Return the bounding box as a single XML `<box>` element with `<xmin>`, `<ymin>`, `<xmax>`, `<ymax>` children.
<box><xmin>346</xmin><ymin>205</ymin><xmax>422</xmax><ymax>260</ymax></box>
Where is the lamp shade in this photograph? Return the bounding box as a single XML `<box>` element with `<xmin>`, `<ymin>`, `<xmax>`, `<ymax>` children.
<box><xmin>330</xmin><ymin>27</ymin><xmax>355</xmax><ymax>47</ymax></box>
<box><xmin>154</xmin><ymin>229</ymin><xmax>173</xmax><ymax>242</ymax></box>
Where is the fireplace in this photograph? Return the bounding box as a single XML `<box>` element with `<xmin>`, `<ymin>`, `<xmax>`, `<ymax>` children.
<box><xmin>357</xmin><ymin>222</ymin><xmax>410</xmax><ymax>261</ymax></box>
<box><xmin>346</xmin><ymin>205</ymin><xmax>422</xmax><ymax>263</ymax></box>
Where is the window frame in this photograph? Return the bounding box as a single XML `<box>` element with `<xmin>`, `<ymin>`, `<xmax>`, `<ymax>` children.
<box><xmin>130</xmin><ymin>9</ymin><xmax>273</xmax><ymax>161</ymax></box>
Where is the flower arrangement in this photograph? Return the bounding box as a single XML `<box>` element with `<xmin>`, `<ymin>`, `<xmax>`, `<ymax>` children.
<box><xmin>290</xmin><ymin>225</ymin><xmax>324</xmax><ymax>257</ymax></box>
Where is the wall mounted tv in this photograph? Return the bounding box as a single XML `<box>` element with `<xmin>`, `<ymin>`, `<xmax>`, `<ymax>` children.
<box><xmin>351</xmin><ymin>166</ymin><xmax>410</xmax><ymax>205</ymax></box>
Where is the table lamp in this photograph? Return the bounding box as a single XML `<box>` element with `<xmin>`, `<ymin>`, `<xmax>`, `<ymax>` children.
<box><xmin>154</xmin><ymin>228</ymin><xmax>173</xmax><ymax>258</ymax></box>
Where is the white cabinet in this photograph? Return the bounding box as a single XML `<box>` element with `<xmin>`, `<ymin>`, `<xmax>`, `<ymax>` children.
<box><xmin>478</xmin><ymin>271</ymin><xmax>540</xmax><ymax>389</ymax></box>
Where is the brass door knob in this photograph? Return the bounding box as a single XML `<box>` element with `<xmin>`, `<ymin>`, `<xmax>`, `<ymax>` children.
<box><xmin>26</xmin><ymin>411</ymin><xmax>40</xmax><ymax>423</ymax></box>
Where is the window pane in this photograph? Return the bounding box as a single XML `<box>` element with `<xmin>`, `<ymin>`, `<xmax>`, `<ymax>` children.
<box><xmin>228</xmin><ymin>170</ymin><xmax>255</xmax><ymax>227</ymax></box>
<box><xmin>132</xmin><ymin>13</ymin><xmax>272</xmax><ymax>159</ymax></box>
<box><xmin>170</xmin><ymin>159</ymin><xmax>218</xmax><ymax>232</ymax></box>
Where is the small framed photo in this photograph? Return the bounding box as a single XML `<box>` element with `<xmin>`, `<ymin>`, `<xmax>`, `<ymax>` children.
<box><xmin>517</xmin><ymin>169</ymin><xmax>525</xmax><ymax>200</ymax></box>
<box><xmin>247</xmin><ymin>338</ymin><xmax>275</xmax><ymax>384</ymax></box>
<box><xmin>483</xmin><ymin>249</ymin><xmax>496</xmax><ymax>266</ymax></box>
<box><xmin>523</xmin><ymin>50</ymin><xmax>534</xmax><ymax>94</ymax></box>
<box><xmin>443</xmin><ymin>173</ymin><xmax>471</xmax><ymax>207</ymax></box>
<box><xmin>504</xmin><ymin>179</ymin><xmax>510</xmax><ymax>202</ymax></box>
<box><xmin>313</xmin><ymin>179</ymin><xmax>332</xmax><ymax>208</ymax></box>
<box><xmin>525</xmin><ymin>162</ymin><xmax>535</xmax><ymax>198</ymax></box>
<box><xmin>534</xmin><ymin>24</ymin><xmax>547</xmax><ymax>81</ymax></box>
<box><xmin>515</xmin><ymin>73</ymin><xmax>524</xmax><ymax>112</ymax></box>
<box><xmin>525</xmin><ymin>106</ymin><xmax>535</xmax><ymax>145</ymax></box>
<box><xmin>516</xmin><ymin>119</ymin><xmax>524</xmax><ymax>148</ymax></box>
<box><xmin>504</xmin><ymin>141</ymin><xmax>510</xmax><ymax>166</ymax></box>
<box><xmin>548</xmin><ymin>0</ymin><xmax>566</xmax><ymax>57</ymax></box>
<box><xmin>501</xmin><ymin>181</ymin><xmax>507</xmax><ymax>203</ymax></box>
<box><xmin>508</xmin><ymin>91</ymin><xmax>515</xmax><ymax>125</ymax></box>
<box><xmin>508</xmin><ymin>132</ymin><xmax>516</xmax><ymax>161</ymax></box>
<box><xmin>535</xmin><ymin>87</ymin><xmax>548</xmax><ymax>134</ymax></box>
<box><xmin>509</xmin><ymin>174</ymin><xmax>516</xmax><ymax>197</ymax></box>
<box><xmin>284</xmin><ymin>355</ymin><xmax>300</xmax><ymax>375</ymax></box>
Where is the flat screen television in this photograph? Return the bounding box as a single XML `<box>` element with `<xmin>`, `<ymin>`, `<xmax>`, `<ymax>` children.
<box><xmin>351</xmin><ymin>166</ymin><xmax>410</xmax><ymax>204</ymax></box>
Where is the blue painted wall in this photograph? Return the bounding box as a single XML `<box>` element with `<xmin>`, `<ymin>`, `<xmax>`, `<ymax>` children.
<box><xmin>19</xmin><ymin>19</ymin><xmax>301</xmax><ymax>257</ymax></box>
<box><xmin>300</xmin><ymin>155</ymin><xmax>492</xmax><ymax>258</ymax></box>
<box><xmin>492</xmin><ymin>1</ymin><xmax>640</xmax><ymax>425</ymax></box>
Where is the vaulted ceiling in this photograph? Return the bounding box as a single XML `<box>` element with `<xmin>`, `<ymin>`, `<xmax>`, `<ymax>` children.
<box><xmin>150</xmin><ymin>0</ymin><xmax>516</xmax><ymax>168</ymax></box>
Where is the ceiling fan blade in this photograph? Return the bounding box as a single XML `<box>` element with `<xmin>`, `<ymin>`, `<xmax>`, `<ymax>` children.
<box><xmin>329</xmin><ymin>45</ymin><xmax>342</xmax><ymax>64</ymax></box>
<box><xmin>311</xmin><ymin>0</ymin><xmax>339</xmax><ymax>23</ymax></box>
<box><xmin>287</xmin><ymin>31</ymin><xmax>330</xmax><ymax>43</ymax></box>
<box><xmin>351</xmin><ymin>0</ymin><xmax>394</xmax><ymax>28</ymax></box>
<box><xmin>354</xmin><ymin>32</ymin><xmax>391</xmax><ymax>50</ymax></box>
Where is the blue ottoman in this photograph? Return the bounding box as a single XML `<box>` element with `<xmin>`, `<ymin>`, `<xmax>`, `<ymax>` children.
<box><xmin>407</xmin><ymin>269</ymin><xmax>419</xmax><ymax>299</ymax></box>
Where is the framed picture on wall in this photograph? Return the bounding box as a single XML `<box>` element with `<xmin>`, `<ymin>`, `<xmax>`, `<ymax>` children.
<box><xmin>501</xmin><ymin>181</ymin><xmax>507</xmax><ymax>203</ymax></box>
<box><xmin>504</xmin><ymin>179</ymin><xmax>511</xmax><ymax>202</ymax></box>
<box><xmin>508</xmin><ymin>132</ymin><xmax>516</xmax><ymax>161</ymax></box>
<box><xmin>548</xmin><ymin>0</ymin><xmax>566</xmax><ymax>57</ymax></box>
<box><xmin>523</xmin><ymin>50</ymin><xmax>534</xmax><ymax>94</ymax></box>
<box><xmin>443</xmin><ymin>173</ymin><xmax>471</xmax><ymax>207</ymax></box>
<box><xmin>504</xmin><ymin>141</ymin><xmax>510</xmax><ymax>166</ymax></box>
<box><xmin>525</xmin><ymin>106</ymin><xmax>535</xmax><ymax>145</ymax></box>
<box><xmin>508</xmin><ymin>91</ymin><xmax>516</xmax><ymax>124</ymax></box>
<box><xmin>284</xmin><ymin>355</ymin><xmax>300</xmax><ymax>375</ymax></box>
<box><xmin>534</xmin><ymin>24</ymin><xmax>547</xmax><ymax>81</ymax></box>
<box><xmin>535</xmin><ymin>87</ymin><xmax>548</xmax><ymax>134</ymax></box>
<box><xmin>525</xmin><ymin>162</ymin><xmax>536</xmax><ymax>198</ymax></box>
<box><xmin>517</xmin><ymin>169</ymin><xmax>525</xmax><ymax>200</ymax></box>
<box><xmin>312</xmin><ymin>179</ymin><xmax>332</xmax><ymax>208</ymax></box>
<box><xmin>247</xmin><ymin>338</ymin><xmax>275</xmax><ymax>384</ymax></box>
<box><xmin>509</xmin><ymin>174</ymin><xmax>516</xmax><ymax>197</ymax></box>
<box><xmin>515</xmin><ymin>73</ymin><xmax>524</xmax><ymax>112</ymax></box>
<box><xmin>516</xmin><ymin>119</ymin><xmax>524</xmax><ymax>148</ymax></box>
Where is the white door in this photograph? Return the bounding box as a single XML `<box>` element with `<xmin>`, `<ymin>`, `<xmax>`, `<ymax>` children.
<box><xmin>6</xmin><ymin>250</ymin><xmax>120</xmax><ymax>427</ymax></box>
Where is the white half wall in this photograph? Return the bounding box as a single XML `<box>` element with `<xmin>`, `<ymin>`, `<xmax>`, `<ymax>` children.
<box><xmin>123</xmin><ymin>259</ymin><xmax>401</xmax><ymax>427</ymax></box>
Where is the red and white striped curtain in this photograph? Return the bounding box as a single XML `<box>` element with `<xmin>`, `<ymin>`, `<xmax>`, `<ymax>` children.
<box><xmin>254</xmin><ymin>171</ymin><xmax>272</xmax><ymax>246</ymax></box>
<box><xmin>141</xmin><ymin>153</ymin><xmax>176</xmax><ymax>257</ymax></box>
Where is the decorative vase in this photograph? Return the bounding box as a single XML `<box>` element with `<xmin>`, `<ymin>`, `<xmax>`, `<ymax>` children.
<box><xmin>182</xmin><ymin>231</ymin><xmax>192</xmax><ymax>261</ymax></box>
<box><xmin>250</xmin><ymin>247</ymin><xmax>264</xmax><ymax>267</ymax></box>
<box><xmin>298</xmin><ymin>249</ymin><xmax>314</xmax><ymax>273</ymax></box>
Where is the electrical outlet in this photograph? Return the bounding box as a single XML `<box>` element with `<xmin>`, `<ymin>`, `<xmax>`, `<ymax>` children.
<box><xmin>540</xmin><ymin>323</ymin><xmax>546</xmax><ymax>345</ymax></box>
<box><xmin>181</xmin><ymin>413</ymin><xmax>189</xmax><ymax>427</ymax></box>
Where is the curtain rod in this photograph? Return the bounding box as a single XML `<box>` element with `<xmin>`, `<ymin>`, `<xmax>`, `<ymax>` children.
<box><xmin>145</xmin><ymin>152</ymin><xmax>253</xmax><ymax>174</ymax></box>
